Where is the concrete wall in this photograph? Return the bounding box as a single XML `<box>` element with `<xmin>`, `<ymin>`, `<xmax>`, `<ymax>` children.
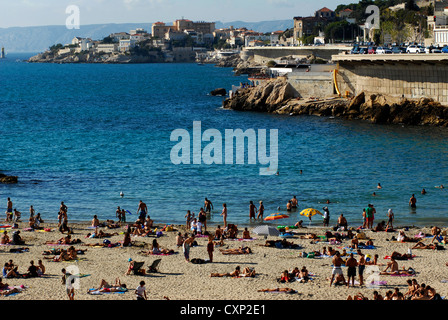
<box><xmin>244</xmin><ymin>46</ymin><xmax>348</xmax><ymax>65</ymax></box>
<box><xmin>335</xmin><ymin>59</ymin><xmax>448</xmax><ymax>105</ymax></box>
<box><xmin>287</xmin><ymin>71</ymin><xmax>334</xmax><ymax>98</ymax></box>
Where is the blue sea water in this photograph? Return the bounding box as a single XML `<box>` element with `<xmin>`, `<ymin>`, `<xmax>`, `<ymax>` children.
<box><xmin>1</xmin><ymin>52</ymin><xmax>448</xmax><ymax>228</ymax></box>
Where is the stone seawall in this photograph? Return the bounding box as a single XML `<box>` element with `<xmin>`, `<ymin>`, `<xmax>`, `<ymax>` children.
<box><xmin>333</xmin><ymin>54</ymin><xmax>448</xmax><ymax>106</ymax></box>
<box><xmin>223</xmin><ymin>78</ymin><xmax>448</xmax><ymax>127</ymax></box>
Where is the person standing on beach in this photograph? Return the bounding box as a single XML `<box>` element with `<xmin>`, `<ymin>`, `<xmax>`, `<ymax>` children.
<box><xmin>357</xmin><ymin>251</ymin><xmax>366</xmax><ymax>286</ymax></box>
<box><xmin>386</xmin><ymin>209</ymin><xmax>394</xmax><ymax>230</ymax></box>
<box><xmin>257</xmin><ymin>201</ymin><xmax>264</xmax><ymax>220</ymax></box>
<box><xmin>249</xmin><ymin>201</ymin><xmax>257</xmax><ymax>221</ymax></box>
<box><xmin>323</xmin><ymin>207</ymin><xmax>330</xmax><ymax>227</ymax></box>
<box><xmin>409</xmin><ymin>194</ymin><xmax>417</xmax><ymax>209</ymax></box>
<box><xmin>365</xmin><ymin>204</ymin><xmax>373</xmax><ymax>229</ymax></box>
<box><xmin>137</xmin><ymin>200</ymin><xmax>148</xmax><ymax>220</ymax></box>
<box><xmin>198</xmin><ymin>208</ymin><xmax>207</xmax><ymax>232</ymax></box>
<box><xmin>6</xmin><ymin>198</ymin><xmax>13</xmax><ymax>222</ymax></box>
<box><xmin>221</xmin><ymin>204</ymin><xmax>227</xmax><ymax>228</ymax></box>
<box><xmin>185</xmin><ymin>210</ymin><xmax>192</xmax><ymax>230</ymax></box>
<box><xmin>330</xmin><ymin>251</ymin><xmax>345</xmax><ymax>287</ymax></box>
<box><xmin>207</xmin><ymin>235</ymin><xmax>214</xmax><ymax>262</ymax></box>
<box><xmin>346</xmin><ymin>253</ymin><xmax>358</xmax><ymax>288</ymax></box>
<box><xmin>135</xmin><ymin>281</ymin><xmax>147</xmax><ymax>300</ymax></box>
<box><xmin>183</xmin><ymin>235</ymin><xmax>195</xmax><ymax>262</ymax></box>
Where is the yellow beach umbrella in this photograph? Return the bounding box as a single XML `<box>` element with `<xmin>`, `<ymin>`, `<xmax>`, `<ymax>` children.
<box><xmin>300</xmin><ymin>208</ymin><xmax>322</xmax><ymax>218</ymax></box>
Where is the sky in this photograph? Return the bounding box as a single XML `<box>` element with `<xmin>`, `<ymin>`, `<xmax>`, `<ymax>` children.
<box><xmin>0</xmin><ymin>0</ymin><xmax>353</xmax><ymax>28</ymax></box>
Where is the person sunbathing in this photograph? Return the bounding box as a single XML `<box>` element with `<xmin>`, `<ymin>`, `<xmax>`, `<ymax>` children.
<box><xmin>380</xmin><ymin>257</ymin><xmax>416</xmax><ymax>275</ymax></box>
<box><xmin>89</xmin><ymin>278</ymin><xmax>127</xmax><ymax>293</ymax></box>
<box><xmin>390</xmin><ymin>251</ymin><xmax>413</xmax><ymax>260</ymax></box>
<box><xmin>241</xmin><ymin>267</ymin><xmax>256</xmax><ymax>277</ymax></box>
<box><xmin>219</xmin><ymin>246</ymin><xmax>252</xmax><ymax>255</ymax></box>
<box><xmin>257</xmin><ymin>288</ymin><xmax>297</xmax><ymax>293</ymax></box>
<box><xmin>300</xmin><ymin>233</ymin><xmax>318</xmax><ymax>239</ymax></box>
<box><xmin>43</xmin><ymin>249</ymin><xmax>72</xmax><ymax>262</ymax></box>
<box><xmin>0</xmin><ymin>287</ymin><xmax>21</xmax><ymax>296</ymax></box>
<box><xmin>45</xmin><ymin>235</ymin><xmax>81</xmax><ymax>245</ymax></box>
<box><xmin>211</xmin><ymin>266</ymin><xmax>241</xmax><ymax>277</ymax></box>
<box><xmin>412</xmin><ymin>241</ymin><xmax>437</xmax><ymax>250</ymax></box>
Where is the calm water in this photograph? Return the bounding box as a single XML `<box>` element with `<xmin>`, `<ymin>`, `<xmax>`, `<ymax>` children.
<box><xmin>1</xmin><ymin>53</ymin><xmax>448</xmax><ymax>228</ymax></box>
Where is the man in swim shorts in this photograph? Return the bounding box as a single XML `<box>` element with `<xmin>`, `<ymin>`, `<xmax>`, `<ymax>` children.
<box><xmin>6</xmin><ymin>198</ymin><xmax>13</xmax><ymax>222</ymax></box>
<box><xmin>346</xmin><ymin>253</ymin><xmax>358</xmax><ymax>287</ymax></box>
<box><xmin>330</xmin><ymin>251</ymin><xmax>345</xmax><ymax>286</ymax></box>
<box><xmin>137</xmin><ymin>200</ymin><xmax>148</xmax><ymax>220</ymax></box>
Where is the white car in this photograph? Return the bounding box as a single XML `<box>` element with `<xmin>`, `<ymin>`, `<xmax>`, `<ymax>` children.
<box><xmin>376</xmin><ymin>47</ymin><xmax>392</xmax><ymax>54</ymax></box>
<box><xmin>406</xmin><ymin>45</ymin><xmax>425</xmax><ymax>53</ymax></box>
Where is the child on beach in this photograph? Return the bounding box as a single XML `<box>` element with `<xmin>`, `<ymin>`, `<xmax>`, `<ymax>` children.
<box><xmin>135</xmin><ymin>281</ymin><xmax>147</xmax><ymax>300</ymax></box>
<box><xmin>207</xmin><ymin>235</ymin><xmax>214</xmax><ymax>262</ymax></box>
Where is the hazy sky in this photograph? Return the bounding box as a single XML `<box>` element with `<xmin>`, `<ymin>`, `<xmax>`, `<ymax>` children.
<box><xmin>0</xmin><ymin>0</ymin><xmax>353</xmax><ymax>28</ymax></box>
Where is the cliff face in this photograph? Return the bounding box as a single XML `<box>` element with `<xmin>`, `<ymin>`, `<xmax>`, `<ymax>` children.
<box><xmin>223</xmin><ymin>80</ymin><xmax>448</xmax><ymax>127</ymax></box>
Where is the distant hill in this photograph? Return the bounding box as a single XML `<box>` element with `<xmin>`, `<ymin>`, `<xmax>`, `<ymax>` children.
<box><xmin>0</xmin><ymin>20</ymin><xmax>293</xmax><ymax>53</ymax></box>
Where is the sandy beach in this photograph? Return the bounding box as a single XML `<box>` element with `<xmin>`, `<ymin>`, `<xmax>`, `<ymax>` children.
<box><xmin>0</xmin><ymin>216</ymin><xmax>446</xmax><ymax>301</ymax></box>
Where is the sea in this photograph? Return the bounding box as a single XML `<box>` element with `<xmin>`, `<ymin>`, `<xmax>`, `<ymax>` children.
<box><xmin>1</xmin><ymin>52</ymin><xmax>448</xmax><ymax>228</ymax></box>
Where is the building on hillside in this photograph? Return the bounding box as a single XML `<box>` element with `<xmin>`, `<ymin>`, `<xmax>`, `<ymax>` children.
<box><xmin>152</xmin><ymin>22</ymin><xmax>173</xmax><ymax>39</ymax></box>
<box><xmin>293</xmin><ymin>16</ymin><xmax>329</xmax><ymax>41</ymax></box>
<box><xmin>338</xmin><ymin>8</ymin><xmax>353</xmax><ymax>18</ymax></box>
<box><xmin>110</xmin><ymin>32</ymin><xmax>130</xmax><ymax>42</ymax></box>
<box><xmin>315</xmin><ymin>7</ymin><xmax>336</xmax><ymax>20</ymax></box>
<box><xmin>119</xmin><ymin>39</ymin><xmax>137</xmax><ymax>52</ymax></box>
<box><xmin>152</xmin><ymin>19</ymin><xmax>215</xmax><ymax>42</ymax></box>
<box><xmin>96</xmin><ymin>43</ymin><xmax>118</xmax><ymax>53</ymax></box>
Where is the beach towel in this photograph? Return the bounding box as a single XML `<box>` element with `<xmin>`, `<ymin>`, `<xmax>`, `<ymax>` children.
<box><xmin>88</xmin><ymin>288</ymin><xmax>127</xmax><ymax>295</ymax></box>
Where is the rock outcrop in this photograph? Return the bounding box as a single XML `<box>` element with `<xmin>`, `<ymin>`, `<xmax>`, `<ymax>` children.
<box><xmin>223</xmin><ymin>78</ymin><xmax>295</xmax><ymax>112</ymax></box>
<box><xmin>223</xmin><ymin>81</ymin><xmax>448</xmax><ymax>127</ymax></box>
<box><xmin>0</xmin><ymin>174</ymin><xmax>18</xmax><ymax>184</ymax></box>
<box><xmin>210</xmin><ymin>88</ymin><xmax>227</xmax><ymax>96</ymax></box>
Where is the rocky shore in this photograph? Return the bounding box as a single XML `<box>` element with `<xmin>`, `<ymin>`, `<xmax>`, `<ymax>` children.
<box><xmin>28</xmin><ymin>51</ymin><xmax>164</xmax><ymax>64</ymax></box>
<box><xmin>223</xmin><ymin>78</ymin><xmax>448</xmax><ymax>127</ymax></box>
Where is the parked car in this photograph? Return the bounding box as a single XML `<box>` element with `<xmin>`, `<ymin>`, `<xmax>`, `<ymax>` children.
<box><xmin>406</xmin><ymin>45</ymin><xmax>425</xmax><ymax>53</ymax></box>
<box><xmin>424</xmin><ymin>46</ymin><xmax>442</xmax><ymax>53</ymax></box>
<box><xmin>350</xmin><ymin>46</ymin><xmax>360</xmax><ymax>54</ymax></box>
<box><xmin>359</xmin><ymin>47</ymin><xmax>369</xmax><ymax>54</ymax></box>
<box><xmin>376</xmin><ymin>46</ymin><xmax>392</xmax><ymax>54</ymax></box>
<box><xmin>368</xmin><ymin>46</ymin><xmax>377</xmax><ymax>54</ymax></box>
<box><xmin>391</xmin><ymin>46</ymin><xmax>406</xmax><ymax>54</ymax></box>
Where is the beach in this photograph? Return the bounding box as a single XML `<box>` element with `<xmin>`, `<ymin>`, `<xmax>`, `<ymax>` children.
<box><xmin>0</xmin><ymin>216</ymin><xmax>446</xmax><ymax>301</ymax></box>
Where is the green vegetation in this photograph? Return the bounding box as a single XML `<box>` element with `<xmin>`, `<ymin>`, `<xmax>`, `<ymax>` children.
<box><xmin>334</xmin><ymin>0</ymin><xmax>433</xmax><ymax>44</ymax></box>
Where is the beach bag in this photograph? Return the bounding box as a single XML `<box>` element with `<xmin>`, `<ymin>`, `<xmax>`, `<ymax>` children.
<box><xmin>191</xmin><ymin>258</ymin><xmax>206</xmax><ymax>264</ymax></box>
